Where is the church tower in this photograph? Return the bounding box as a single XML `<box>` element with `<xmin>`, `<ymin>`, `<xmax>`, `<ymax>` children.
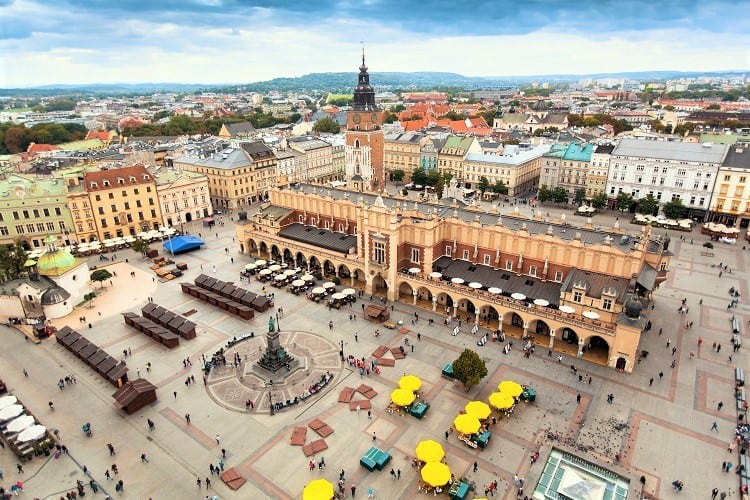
<box><xmin>345</xmin><ymin>49</ymin><xmax>384</xmax><ymax>192</ymax></box>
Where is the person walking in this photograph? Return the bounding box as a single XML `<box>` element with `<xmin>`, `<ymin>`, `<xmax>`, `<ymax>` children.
<box><xmin>576</xmin><ymin>393</ymin><xmax>581</xmax><ymax>404</ymax></box>
<box><xmin>649</xmin><ymin>378</ymin><xmax>654</xmax><ymax>387</ymax></box>
<box><xmin>712</xmin><ymin>487</ymin><xmax>719</xmax><ymax>499</ymax></box>
<box><xmin>351</xmin><ymin>484</ymin><xmax>357</xmax><ymax>497</ymax></box>
<box><xmin>140</xmin><ymin>453</ymin><xmax>148</xmax><ymax>463</ymax></box>
<box><xmin>711</xmin><ymin>421</ymin><xmax>719</xmax><ymax>432</ymax></box>
<box><xmin>473</xmin><ymin>461</ymin><xmax>478</xmax><ymax>472</ymax></box>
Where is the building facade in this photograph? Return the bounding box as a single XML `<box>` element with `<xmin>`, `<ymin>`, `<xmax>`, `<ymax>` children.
<box><xmin>82</xmin><ymin>165</ymin><xmax>162</xmax><ymax>240</ymax></box>
<box><xmin>558</xmin><ymin>143</ymin><xmax>594</xmax><ymax>200</ymax></box>
<box><xmin>607</xmin><ymin>138</ymin><xmax>728</xmax><ymax>218</ymax></box>
<box><xmin>383</xmin><ymin>132</ymin><xmax>429</xmax><ymax>180</ymax></box>
<box><xmin>539</xmin><ymin>144</ymin><xmax>566</xmax><ymax>190</ymax></box>
<box><xmin>235</xmin><ymin>186</ymin><xmax>671</xmax><ymax>373</ymax></box>
<box><xmin>709</xmin><ymin>144</ymin><xmax>750</xmax><ymax>227</ymax></box>
<box><xmin>153</xmin><ymin>168</ymin><xmax>212</xmax><ymax>231</ymax></box>
<box><xmin>463</xmin><ymin>144</ymin><xmax>551</xmax><ymax>197</ymax></box>
<box><xmin>288</xmin><ymin>137</ymin><xmax>335</xmax><ymax>183</ymax></box>
<box><xmin>438</xmin><ymin>136</ymin><xmax>481</xmax><ymax>185</ymax></box>
<box><xmin>0</xmin><ymin>174</ymin><xmax>74</xmax><ymax>249</ymax></box>
<box><xmin>587</xmin><ymin>144</ymin><xmax>615</xmax><ymax>199</ymax></box>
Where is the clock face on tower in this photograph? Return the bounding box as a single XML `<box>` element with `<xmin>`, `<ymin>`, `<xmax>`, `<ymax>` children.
<box><xmin>352</xmin><ymin>114</ymin><xmax>361</xmax><ymax>124</ymax></box>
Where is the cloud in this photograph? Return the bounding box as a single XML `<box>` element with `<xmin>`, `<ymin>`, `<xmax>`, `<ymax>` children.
<box><xmin>0</xmin><ymin>0</ymin><xmax>748</xmax><ymax>87</ymax></box>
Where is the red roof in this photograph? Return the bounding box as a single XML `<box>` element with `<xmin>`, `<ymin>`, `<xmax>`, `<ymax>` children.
<box><xmin>83</xmin><ymin>165</ymin><xmax>154</xmax><ymax>192</ymax></box>
<box><xmin>85</xmin><ymin>130</ymin><xmax>111</xmax><ymax>141</ymax></box>
<box><xmin>27</xmin><ymin>143</ymin><xmax>60</xmax><ymax>154</ymax></box>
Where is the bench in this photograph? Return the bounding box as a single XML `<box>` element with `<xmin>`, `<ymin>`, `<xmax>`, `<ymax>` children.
<box><xmin>737</xmin><ymin>368</ymin><xmax>745</xmax><ymax>387</ymax></box>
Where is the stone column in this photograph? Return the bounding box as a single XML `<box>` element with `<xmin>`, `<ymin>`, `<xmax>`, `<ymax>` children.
<box><xmin>577</xmin><ymin>338</ymin><xmax>585</xmax><ymax>358</ymax></box>
<box><xmin>548</xmin><ymin>329</ymin><xmax>555</xmax><ymax>348</ymax></box>
<box><xmin>412</xmin><ymin>290</ymin><xmax>418</xmax><ymax>306</ymax></box>
<box><xmin>432</xmin><ymin>297</ymin><xmax>437</xmax><ymax>312</ymax></box>
<box><xmin>523</xmin><ymin>323</ymin><xmax>529</xmax><ymax>337</ymax></box>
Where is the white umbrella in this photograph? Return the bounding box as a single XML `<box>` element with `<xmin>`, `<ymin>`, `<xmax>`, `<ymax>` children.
<box><xmin>511</xmin><ymin>292</ymin><xmax>526</xmax><ymax>301</ymax></box>
<box><xmin>124</xmin><ymin>236</ymin><xmax>136</xmax><ymax>243</ymax></box>
<box><xmin>451</xmin><ymin>277</ymin><xmax>465</xmax><ymax>284</ymax></box>
<box><xmin>583</xmin><ymin>311</ymin><xmax>600</xmax><ymax>320</ymax></box>
<box><xmin>104</xmin><ymin>242</ymin><xmax>116</xmax><ymax>248</ymax></box>
<box><xmin>0</xmin><ymin>395</ymin><xmax>18</xmax><ymax>410</ymax></box>
<box><xmin>283</xmin><ymin>269</ymin><xmax>297</xmax><ymax>277</ymax></box>
<box><xmin>101</xmin><ymin>238</ymin><xmax>114</xmax><ymax>245</ymax></box>
<box><xmin>534</xmin><ymin>299</ymin><xmax>550</xmax><ymax>307</ymax></box>
<box><xmin>0</xmin><ymin>404</ymin><xmax>24</xmax><ymax>421</ymax></box>
<box><xmin>468</xmin><ymin>282</ymin><xmax>483</xmax><ymax>289</ymax></box>
<box><xmin>17</xmin><ymin>424</ymin><xmax>46</xmax><ymax>443</ymax></box>
<box><xmin>163</xmin><ymin>227</ymin><xmax>177</xmax><ymax>235</ymax></box>
<box><xmin>259</xmin><ymin>269</ymin><xmax>272</xmax><ymax>276</ymax></box>
<box><xmin>429</xmin><ymin>272</ymin><xmax>442</xmax><ymax>279</ymax></box>
<box><xmin>332</xmin><ymin>293</ymin><xmax>346</xmax><ymax>300</ymax></box>
<box><xmin>254</xmin><ymin>259</ymin><xmax>267</xmax><ymax>267</ymax></box>
<box><xmin>488</xmin><ymin>287</ymin><xmax>502</xmax><ymax>294</ymax></box>
<box><xmin>323</xmin><ymin>282</ymin><xmax>336</xmax><ymax>289</ymax></box>
<box><xmin>291</xmin><ymin>280</ymin><xmax>305</xmax><ymax>287</ymax></box>
<box><xmin>136</xmin><ymin>231</ymin><xmax>149</xmax><ymax>239</ymax></box>
<box><xmin>274</xmin><ymin>274</ymin><xmax>286</xmax><ymax>281</ymax></box>
<box><xmin>312</xmin><ymin>287</ymin><xmax>326</xmax><ymax>295</ymax></box>
<box><xmin>244</xmin><ymin>264</ymin><xmax>256</xmax><ymax>271</ymax></box>
<box><xmin>342</xmin><ymin>288</ymin><xmax>356</xmax><ymax>295</ymax></box>
<box><xmin>408</xmin><ymin>267</ymin><xmax>421</xmax><ymax>274</ymax></box>
<box><xmin>89</xmin><ymin>241</ymin><xmax>102</xmax><ymax>249</ymax></box>
<box><xmin>112</xmin><ymin>237</ymin><xmax>126</xmax><ymax>244</ymax></box>
<box><xmin>7</xmin><ymin>414</ymin><xmax>35</xmax><ymax>433</ymax></box>
<box><xmin>559</xmin><ymin>305</ymin><xmax>576</xmax><ymax>314</ymax></box>
<box><xmin>301</xmin><ymin>274</ymin><xmax>315</xmax><ymax>282</ymax></box>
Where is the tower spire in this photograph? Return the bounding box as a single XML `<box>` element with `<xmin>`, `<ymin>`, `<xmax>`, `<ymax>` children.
<box><xmin>361</xmin><ymin>41</ymin><xmax>365</xmax><ymax>67</ymax></box>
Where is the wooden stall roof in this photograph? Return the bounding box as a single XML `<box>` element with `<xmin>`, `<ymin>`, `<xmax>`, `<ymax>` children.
<box><xmin>141</xmin><ymin>303</ymin><xmax>158</xmax><ymax>316</ymax></box>
<box><xmin>80</xmin><ymin>343</ymin><xmax>99</xmax><ymax>359</ymax></box>
<box><xmin>70</xmin><ymin>337</ymin><xmax>92</xmax><ymax>354</ymax></box>
<box><xmin>112</xmin><ymin>378</ymin><xmax>157</xmax><ymax>409</ymax></box>
<box><xmin>177</xmin><ymin>321</ymin><xmax>196</xmax><ymax>335</ymax></box>
<box><xmin>107</xmin><ymin>362</ymin><xmax>128</xmax><ymax>382</ymax></box>
<box><xmin>159</xmin><ymin>311</ymin><xmax>177</xmax><ymax>325</ymax></box>
<box><xmin>167</xmin><ymin>316</ymin><xmax>185</xmax><ymax>330</ymax></box>
<box><xmin>148</xmin><ymin>305</ymin><xmax>167</xmax><ymax>320</ymax></box>
<box><xmin>220</xmin><ymin>283</ymin><xmax>236</xmax><ymax>296</ymax></box>
<box><xmin>87</xmin><ymin>350</ymin><xmax>108</xmax><ymax>367</ymax></box>
<box><xmin>194</xmin><ymin>273</ymin><xmax>210</xmax><ymax>286</ymax></box>
<box><xmin>58</xmin><ymin>330</ymin><xmax>82</xmax><ymax>347</ymax></box>
<box><xmin>96</xmin><ymin>357</ymin><xmax>117</xmax><ymax>374</ymax></box>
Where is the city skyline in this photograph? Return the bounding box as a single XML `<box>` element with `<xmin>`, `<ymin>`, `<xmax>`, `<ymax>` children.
<box><xmin>1</xmin><ymin>0</ymin><xmax>749</xmax><ymax>88</ymax></box>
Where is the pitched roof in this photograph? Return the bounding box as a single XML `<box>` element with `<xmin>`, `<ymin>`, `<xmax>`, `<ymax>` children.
<box><xmin>562</xmin><ymin>143</ymin><xmax>594</xmax><ymax>162</ymax></box>
<box><xmin>240</xmin><ymin>141</ymin><xmax>274</xmax><ymax>161</ymax></box>
<box><xmin>224</xmin><ymin>122</ymin><xmax>256</xmax><ymax>137</ymax></box>
<box><xmin>84</xmin><ymin>165</ymin><xmax>153</xmax><ymax>191</ymax></box>
<box><xmin>278</xmin><ymin>223</ymin><xmax>357</xmax><ymax>253</ymax></box>
<box><xmin>560</xmin><ymin>268</ymin><xmax>630</xmax><ymax>303</ymax></box>
<box><xmin>721</xmin><ymin>144</ymin><xmax>750</xmax><ymax>169</ymax></box>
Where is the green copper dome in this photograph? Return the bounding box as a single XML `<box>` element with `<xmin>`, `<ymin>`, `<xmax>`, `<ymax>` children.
<box><xmin>36</xmin><ymin>249</ymin><xmax>76</xmax><ymax>273</ymax></box>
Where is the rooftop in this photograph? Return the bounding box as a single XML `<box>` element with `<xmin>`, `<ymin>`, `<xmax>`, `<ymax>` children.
<box><xmin>562</xmin><ymin>143</ymin><xmax>594</xmax><ymax>162</ymax></box>
<box><xmin>278</xmin><ymin>223</ymin><xmax>358</xmax><ymax>254</ymax></box>
<box><xmin>721</xmin><ymin>144</ymin><xmax>750</xmax><ymax>169</ymax></box>
<box><xmin>613</xmin><ymin>138</ymin><xmax>728</xmax><ymax>163</ymax></box>
<box><xmin>465</xmin><ymin>144</ymin><xmax>551</xmax><ymax>166</ymax></box>
<box><xmin>173</xmin><ymin>147</ymin><xmax>251</xmax><ymax>170</ymax></box>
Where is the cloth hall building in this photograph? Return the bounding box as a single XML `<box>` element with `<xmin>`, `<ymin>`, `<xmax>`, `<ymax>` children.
<box><xmin>235</xmin><ymin>186</ymin><xmax>671</xmax><ymax>373</ymax></box>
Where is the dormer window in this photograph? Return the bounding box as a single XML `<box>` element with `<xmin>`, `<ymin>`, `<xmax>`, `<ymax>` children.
<box><xmin>143</xmin><ymin>174</ymin><xmax>150</xmax><ymax>180</ymax></box>
<box><xmin>103</xmin><ymin>180</ymin><xmax>110</xmax><ymax>186</ymax></box>
<box><xmin>116</xmin><ymin>177</ymin><xmax>124</xmax><ymax>185</ymax></box>
<box><xmin>129</xmin><ymin>176</ymin><xmax>136</xmax><ymax>182</ymax></box>
<box><xmin>90</xmin><ymin>182</ymin><xmax>98</xmax><ymax>189</ymax></box>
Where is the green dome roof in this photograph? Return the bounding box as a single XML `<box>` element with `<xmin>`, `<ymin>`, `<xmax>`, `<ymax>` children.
<box><xmin>36</xmin><ymin>249</ymin><xmax>76</xmax><ymax>273</ymax></box>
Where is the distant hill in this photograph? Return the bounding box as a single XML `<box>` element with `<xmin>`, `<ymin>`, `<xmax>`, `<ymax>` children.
<box><xmin>1</xmin><ymin>70</ymin><xmax>745</xmax><ymax>97</ymax></box>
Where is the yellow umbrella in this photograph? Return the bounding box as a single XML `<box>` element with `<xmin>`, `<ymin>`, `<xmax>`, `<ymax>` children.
<box><xmin>453</xmin><ymin>414</ymin><xmax>481</xmax><ymax>435</ymax></box>
<box><xmin>497</xmin><ymin>380</ymin><xmax>523</xmax><ymax>398</ymax></box>
<box><xmin>415</xmin><ymin>439</ymin><xmax>445</xmax><ymax>463</ymax></box>
<box><xmin>465</xmin><ymin>401</ymin><xmax>492</xmax><ymax>420</ymax></box>
<box><xmin>390</xmin><ymin>388</ymin><xmax>416</xmax><ymax>406</ymax></box>
<box><xmin>303</xmin><ymin>478</ymin><xmax>334</xmax><ymax>500</ymax></box>
<box><xmin>398</xmin><ymin>374</ymin><xmax>422</xmax><ymax>392</ymax></box>
<box><xmin>488</xmin><ymin>392</ymin><xmax>515</xmax><ymax>410</ymax></box>
<box><xmin>420</xmin><ymin>462</ymin><xmax>452</xmax><ymax>487</ymax></box>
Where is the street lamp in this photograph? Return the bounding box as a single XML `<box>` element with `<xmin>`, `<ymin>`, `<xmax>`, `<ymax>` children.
<box><xmin>268</xmin><ymin>390</ymin><xmax>274</xmax><ymax>416</ymax></box>
<box><xmin>339</xmin><ymin>340</ymin><xmax>347</xmax><ymax>361</ymax></box>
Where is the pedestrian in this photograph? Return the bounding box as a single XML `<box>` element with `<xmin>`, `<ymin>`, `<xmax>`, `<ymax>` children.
<box><xmin>210</xmin><ymin>464</ymin><xmax>215</xmax><ymax>475</ymax></box>
<box><xmin>368</xmin><ymin>487</ymin><xmax>374</xmax><ymax>499</ymax></box>
<box><xmin>215</xmin><ymin>434</ymin><xmax>221</xmax><ymax>445</ymax></box>
<box><xmin>372</xmin><ymin>432</ymin><xmax>376</xmax><ymax>442</ymax></box>
<box><xmin>22</xmin><ymin>368</ymin><xmax>28</xmax><ymax>377</ymax></box>
<box><xmin>196</xmin><ymin>478</ymin><xmax>202</xmax><ymax>488</ymax></box>
<box><xmin>649</xmin><ymin>378</ymin><xmax>654</xmax><ymax>387</ymax></box>
<box><xmin>658</xmin><ymin>327</ymin><xmax>663</xmax><ymax>335</ymax></box>
<box><xmin>397</xmin><ymin>469</ymin><xmax>401</xmax><ymax>479</ymax></box>
<box><xmin>140</xmin><ymin>453</ymin><xmax>148</xmax><ymax>463</ymax></box>
<box><xmin>185</xmin><ymin>413</ymin><xmax>191</xmax><ymax>424</ymax></box>
<box><xmin>390</xmin><ymin>468</ymin><xmax>395</xmax><ymax>480</ymax></box>
<box><xmin>173</xmin><ymin>391</ymin><xmax>177</xmax><ymax>399</ymax></box>
<box><xmin>576</xmin><ymin>393</ymin><xmax>581</xmax><ymax>404</ymax></box>
<box><xmin>711</xmin><ymin>421</ymin><xmax>718</xmax><ymax>432</ymax></box>
<box><xmin>367</xmin><ymin>410</ymin><xmax>371</xmax><ymax>419</ymax></box>
<box><xmin>473</xmin><ymin>461</ymin><xmax>478</xmax><ymax>472</ymax></box>
<box><xmin>351</xmin><ymin>484</ymin><xmax>356</xmax><ymax>497</ymax></box>
<box><xmin>221</xmin><ymin>448</ymin><xmax>226</xmax><ymax>459</ymax></box>
<box><xmin>16</xmin><ymin>464</ymin><xmax>23</xmax><ymax>474</ymax></box>
<box><xmin>206</xmin><ymin>477</ymin><xmax>211</xmax><ymax>488</ymax></box>
<box><xmin>712</xmin><ymin>487</ymin><xmax>719</xmax><ymax>499</ymax></box>
<box><xmin>445</xmin><ymin>430</ymin><xmax>449</xmax><ymax>440</ymax></box>
<box><xmin>107</xmin><ymin>443</ymin><xmax>116</xmax><ymax>455</ymax></box>
<box><xmin>588</xmin><ymin>375</ymin><xmax>592</xmax><ymax>384</ymax></box>
<box><xmin>717</xmin><ymin>401</ymin><xmax>724</xmax><ymax>411</ymax></box>
<box><xmin>671</xmin><ymin>347</ymin><xmax>677</xmax><ymax>356</ymax></box>
<box><xmin>717</xmin><ymin>344</ymin><xmax>722</xmax><ymax>353</ymax></box>
<box><xmin>104</xmin><ymin>470</ymin><xmax>111</xmax><ymax>480</ymax></box>
<box><xmin>666</xmin><ymin>338</ymin><xmax>671</xmax><ymax>348</ymax></box>
<box><xmin>355</xmin><ymin>333</ymin><xmax>358</xmax><ymax>342</ymax></box>
<box><xmin>659</xmin><ymin>371</ymin><xmax>664</xmax><ymax>380</ymax></box>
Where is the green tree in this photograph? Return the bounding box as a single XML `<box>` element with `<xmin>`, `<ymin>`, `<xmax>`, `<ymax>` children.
<box><xmin>0</xmin><ymin>241</ymin><xmax>28</xmax><ymax>283</ymax></box>
<box><xmin>452</xmin><ymin>349</ymin><xmax>488</xmax><ymax>390</ymax></box>
<box><xmin>4</xmin><ymin>125</ymin><xmax>31</xmax><ymax>153</ymax></box>
<box><xmin>83</xmin><ymin>291</ymin><xmax>97</xmax><ymax>309</ymax></box>
<box><xmin>411</xmin><ymin>167</ymin><xmax>427</xmax><ymax>186</ymax></box>
<box><xmin>591</xmin><ymin>192</ymin><xmax>608</xmax><ymax>210</ymax></box>
<box><xmin>662</xmin><ymin>198</ymin><xmax>686</xmax><ymax>219</ymax></box>
<box><xmin>552</xmin><ymin>186</ymin><xmax>569</xmax><ymax>204</ymax></box>
<box><xmin>440</xmin><ymin>110</ymin><xmax>464</xmax><ymax>121</ymax></box>
<box><xmin>312</xmin><ymin>117</ymin><xmax>340</xmax><ymax>134</ymax></box>
<box><xmin>616</xmin><ymin>192</ymin><xmax>634</xmax><ymax>213</ymax></box>
<box><xmin>637</xmin><ymin>194</ymin><xmax>659</xmax><ymax>215</ymax></box>
<box><xmin>573</xmin><ymin>189</ymin><xmax>587</xmax><ymax>206</ymax></box>
<box><xmin>131</xmin><ymin>239</ymin><xmax>150</xmax><ymax>257</ymax></box>
<box><xmin>389</xmin><ymin>169</ymin><xmax>405</xmax><ymax>182</ymax></box>
<box><xmin>435</xmin><ymin>176</ymin><xmax>446</xmax><ymax>199</ymax></box>
<box><xmin>537</xmin><ymin>185</ymin><xmax>552</xmax><ymax>203</ymax></box>
<box><xmin>477</xmin><ymin>176</ymin><xmax>490</xmax><ymax>195</ymax></box>
<box><xmin>425</xmin><ymin>169</ymin><xmax>443</xmax><ymax>187</ymax></box>
<box><xmin>492</xmin><ymin>180</ymin><xmax>508</xmax><ymax>195</ymax></box>
<box><xmin>90</xmin><ymin>269</ymin><xmax>113</xmax><ymax>288</ymax></box>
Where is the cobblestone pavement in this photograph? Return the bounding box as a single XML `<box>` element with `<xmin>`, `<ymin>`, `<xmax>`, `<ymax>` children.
<box><xmin>0</xmin><ymin>204</ymin><xmax>746</xmax><ymax>499</ymax></box>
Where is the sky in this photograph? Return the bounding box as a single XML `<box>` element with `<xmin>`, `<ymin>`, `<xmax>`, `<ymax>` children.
<box><xmin>1</xmin><ymin>0</ymin><xmax>749</xmax><ymax>88</ymax></box>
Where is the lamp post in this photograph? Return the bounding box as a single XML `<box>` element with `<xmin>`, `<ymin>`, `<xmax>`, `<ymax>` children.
<box><xmin>268</xmin><ymin>390</ymin><xmax>274</xmax><ymax>416</ymax></box>
<box><xmin>339</xmin><ymin>340</ymin><xmax>346</xmax><ymax>361</ymax></box>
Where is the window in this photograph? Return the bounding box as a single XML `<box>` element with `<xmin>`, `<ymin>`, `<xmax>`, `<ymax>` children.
<box><xmin>724</xmin><ymin>174</ymin><xmax>731</xmax><ymax>181</ymax></box>
<box><xmin>602</xmin><ymin>298</ymin><xmax>612</xmax><ymax>311</ymax></box>
<box><xmin>23</xmin><ymin>210</ymin><xmax>29</xmax><ymax>218</ymax></box>
<box><xmin>483</xmin><ymin>254</ymin><xmax>491</xmax><ymax>265</ymax></box>
<box><xmin>0</xmin><ymin>226</ymin><xmax>8</xmax><ymax>236</ymax></box>
<box><xmin>444</xmin><ymin>246</ymin><xmax>452</xmax><ymax>256</ymax></box>
<box><xmin>462</xmin><ymin>250</ymin><xmax>469</xmax><ymax>260</ymax></box>
<box><xmin>299</xmin><ymin>215</ymin><xmax>304</xmax><ymax>222</ymax></box>
<box><xmin>740</xmin><ymin>176</ymin><xmax>747</xmax><ymax>183</ymax></box>
<box><xmin>554</xmin><ymin>271</ymin><xmax>563</xmax><ymax>282</ymax></box>
<box><xmin>95</xmin><ymin>195</ymin><xmax>101</xmax><ymax>201</ymax></box>
<box><xmin>324</xmin><ymin>220</ymin><xmax>330</xmax><ymax>229</ymax></box>
<box><xmin>33</xmin><ymin>209</ymin><xmax>39</xmax><ymax>217</ymax></box>
<box><xmin>411</xmin><ymin>248</ymin><xmax>419</xmax><ymax>263</ymax></box>
<box><xmin>528</xmin><ymin>265</ymin><xmax>536</xmax><ymax>277</ymax></box>
<box><xmin>108</xmin><ymin>193</ymin><xmax>114</xmax><ymax>199</ymax></box>
<box><xmin>12</xmin><ymin>211</ymin><xmax>19</xmax><ymax>220</ymax></box>
<box><xmin>505</xmin><ymin>260</ymin><xmax>513</xmax><ymax>271</ymax></box>
<box><xmin>36</xmin><ymin>223</ymin><xmax>45</xmax><ymax>232</ymax></box>
<box><xmin>111</xmin><ymin>204</ymin><xmax>117</xmax><ymax>213</ymax></box>
<box><xmin>373</xmin><ymin>241</ymin><xmax>385</xmax><ymax>264</ymax></box>
<box><xmin>573</xmin><ymin>291</ymin><xmax>583</xmax><ymax>303</ymax></box>
<box><xmin>26</xmin><ymin>223</ymin><xmax>35</xmax><ymax>233</ymax></box>
<box><xmin>43</xmin><ymin>208</ymin><xmax>50</xmax><ymax>217</ymax></box>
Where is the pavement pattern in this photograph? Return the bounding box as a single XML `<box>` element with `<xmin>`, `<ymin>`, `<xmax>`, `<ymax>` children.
<box><xmin>0</xmin><ymin>201</ymin><xmax>747</xmax><ymax>499</ymax></box>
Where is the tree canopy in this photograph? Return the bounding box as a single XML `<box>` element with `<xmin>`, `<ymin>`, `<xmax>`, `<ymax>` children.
<box><xmin>477</xmin><ymin>176</ymin><xmax>490</xmax><ymax>194</ymax></box>
<box><xmin>573</xmin><ymin>189</ymin><xmax>587</xmax><ymax>205</ymax></box>
<box><xmin>452</xmin><ymin>349</ymin><xmax>488</xmax><ymax>390</ymax></box>
<box><xmin>0</xmin><ymin>241</ymin><xmax>28</xmax><ymax>283</ymax></box>
<box><xmin>662</xmin><ymin>198</ymin><xmax>686</xmax><ymax>219</ymax></box>
<box><xmin>389</xmin><ymin>169</ymin><xmax>405</xmax><ymax>182</ymax></box>
<box><xmin>616</xmin><ymin>192</ymin><xmax>634</xmax><ymax>213</ymax></box>
<box><xmin>312</xmin><ymin>117</ymin><xmax>341</xmax><ymax>134</ymax></box>
<box><xmin>90</xmin><ymin>269</ymin><xmax>113</xmax><ymax>288</ymax></box>
<box><xmin>591</xmin><ymin>192</ymin><xmax>608</xmax><ymax>209</ymax></box>
<box><xmin>637</xmin><ymin>194</ymin><xmax>659</xmax><ymax>215</ymax></box>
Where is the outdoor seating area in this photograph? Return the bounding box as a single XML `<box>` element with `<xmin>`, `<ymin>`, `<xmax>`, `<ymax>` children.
<box><xmin>55</xmin><ymin>326</ymin><xmax>129</xmax><ymax>387</ymax></box>
<box><xmin>0</xmin><ymin>395</ymin><xmax>56</xmax><ymax>462</ymax></box>
<box><xmin>359</xmin><ymin>446</ymin><xmax>391</xmax><ymax>471</ymax></box>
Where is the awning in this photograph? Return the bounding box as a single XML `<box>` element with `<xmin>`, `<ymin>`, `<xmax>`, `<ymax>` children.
<box><xmin>636</xmin><ymin>264</ymin><xmax>657</xmax><ymax>290</ymax></box>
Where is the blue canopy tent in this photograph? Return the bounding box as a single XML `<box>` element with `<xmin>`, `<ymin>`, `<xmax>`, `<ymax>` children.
<box><xmin>163</xmin><ymin>235</ymin><xmax>205</xmax><ymax>254</ymax></box>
